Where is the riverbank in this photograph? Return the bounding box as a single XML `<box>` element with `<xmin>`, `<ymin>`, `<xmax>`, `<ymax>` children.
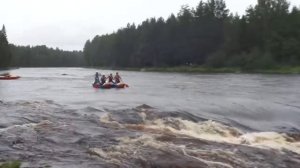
<box><xmin>0</xmin><ymin>161</ymin><xmax>21</xmax><ymax>168</ymax></box>
<box><xmin>94</xmin><ymin>66</ymin><xmax>300</xmax><ymax>74</ymax></box>
<box><xmin>141</xmin><ymin>66</ymin><xmax>300</xmax><ymax>74</ymax></box>
<box><xmin>3</xmin><ymin>66</ymin><xmax>300</xmax><ymax>74</ymax></box>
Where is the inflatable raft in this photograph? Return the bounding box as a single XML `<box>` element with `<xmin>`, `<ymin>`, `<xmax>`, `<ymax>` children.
<box><xmin>0</xmin><ymin>75</ymin><xmax>20</xmax><ymax>80</ymax></box>
<box><xmin>93</xmin><ymin>83</ymin><xmax>129</xmax><ymax>89</ymax></box>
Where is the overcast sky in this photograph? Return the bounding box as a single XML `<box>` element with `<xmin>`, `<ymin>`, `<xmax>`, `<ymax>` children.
<box><xmin>1</xmin><ymin>0</ymin><xmax>299</xmax><ymax>51</ymax></box>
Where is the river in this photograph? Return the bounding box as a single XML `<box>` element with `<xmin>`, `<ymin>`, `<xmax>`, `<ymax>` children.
<box><xmin>0</xmin><ymin>68</ymin><xmax>300</xmax><ymax>167</ymax></box>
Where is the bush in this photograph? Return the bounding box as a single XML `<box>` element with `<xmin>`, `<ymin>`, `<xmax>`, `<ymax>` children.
<box><xmin>205</xmin><ymin>51</ymin><xmax>227</xmax><ymax>68</ymax></box>
<box><xmin>241</xmin><ymin>48</ymin><xmax>276</xmax><ymax>70</ymax></box>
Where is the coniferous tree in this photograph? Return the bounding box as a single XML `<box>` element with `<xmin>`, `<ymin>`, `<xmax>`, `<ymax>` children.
<box><xmin>82</xmin><ymin>0</ymin><xmax>300</xmax><ymax>69</ymax></box>
<box><xmin>0</xmin><ymin>25</ymin><xmax>12</xmax><ymax>67</ymax></box>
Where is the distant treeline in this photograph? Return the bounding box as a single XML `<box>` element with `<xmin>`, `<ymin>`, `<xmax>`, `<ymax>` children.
<box><xmin>0</xmin><ymin>25</ymin><xmax>84</xmax><ymax>68</ymax></box>
<box><xmin>84</xmin><ymin>0</ymin><xmax>300</xmax><ymax>69</ymax></box>
<box><xmin>10</xmin><ymin>45</ymin><xmax>84</xmax><ymax>67</ymax></box>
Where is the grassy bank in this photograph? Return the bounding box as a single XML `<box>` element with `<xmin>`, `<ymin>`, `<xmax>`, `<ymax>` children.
<box><xmin>247</xmin><ymin>66</ymin><xmax>300</xmax><ymax>74</ymax></box>
<box><xmin>89</xmin><ymin>66</ymin><xmax>300</xmax><ymax>74</ymax></box>
<box><xmin>142</xmin><ymin>66</ymin><xmax>240</xmax><ymax>73</ymax></box>
<box><xmin>141</xmin><ymin>66</ymin><xmax>300</xmax><ymax>74</ymax></box>
<box><xmin>0</xmin><ymin>161</ymin><xmax>21</xmax><ymax>168</ymax></box>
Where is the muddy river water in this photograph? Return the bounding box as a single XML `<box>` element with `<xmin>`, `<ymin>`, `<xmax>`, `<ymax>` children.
<box><xmin>0</xmin><ymin>68</ymin><xmax>299</xmax><ymax>167</ymax></box>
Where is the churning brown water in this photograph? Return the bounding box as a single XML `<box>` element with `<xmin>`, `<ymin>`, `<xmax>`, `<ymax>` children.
<box><xmin>0</xmin><ymin>68</ymin><xmax>300</xmax><ymax>167</ymax></box>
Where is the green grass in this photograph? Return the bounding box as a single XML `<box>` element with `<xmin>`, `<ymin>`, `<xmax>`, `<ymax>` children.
<box><xmin>247</xmin><ymin>66</ymin><xmax>300</xmax><ymax>74</ymax></box>
<box><xmin>142</xmin><ymin>66</ymin><xmax>239</xmax><ymax>73</ymax></box>
<box><xmin>0</xmin><ymin>161</ymin><xmax>21</xmax><ymax>168</ymax></box>
<box><xmin>87</xmin><ymin>66</ymin><xmax>141</xmax><ymax>72</ymax></box>
<box><xmin>90</xmin><ymin>65</ymin><xmax>240</xmax><ymax>73</ymax></box>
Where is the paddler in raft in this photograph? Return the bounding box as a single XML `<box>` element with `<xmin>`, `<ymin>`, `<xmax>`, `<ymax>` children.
<box><xmin>114</xmin><ymin>72</ymin><xmax>122</xmax><ymax>84</ymax></box>
<box><xmin>107</xmin><ymin>73</ymin><xmax>114</xmax><ymax>84</ymax></box>
<box><xmin>100</xmin><ymin>75</ymin><xmax>106</xmax><ymax>85</ymax></box>
<box><xmin>93</xmin><ymin>72</ymin><xmax>100</xmax><ymax>85</ymax></box>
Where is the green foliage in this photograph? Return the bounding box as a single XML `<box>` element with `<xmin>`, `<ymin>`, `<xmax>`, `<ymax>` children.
<box><xmin>143</xmin><ymin>65</ymin><xmax>300</xmax><ymax>74</ymax></box>
<box><xmin>84</xmin><ymin>0</ymin><xmax>300</xmax><ymax>70</ymax></box>
<box><xmin>205</xmin><ymin>51</ymin><xmax>227</xmax><ymax>68</ymax></box>
<box><xmin>84</xmin><ymin>0</ymin><xmax>230</xmax><ymax>68</ymax></box>
<box><xmin>241</xmin><ymin>48</ymin><xmax>276</xmax><ymax>70</ymax></box>
<box><xmin>0</xmin><ymin>161</ymin><xmax>21</xmax><ymax>168</ymax></box>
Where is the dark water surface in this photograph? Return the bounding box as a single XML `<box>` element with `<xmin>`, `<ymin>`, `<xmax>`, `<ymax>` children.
<box><xmin>0</xmin><ymin>68</ymin><xmax>299</xmax><ymax>167</ymax></box>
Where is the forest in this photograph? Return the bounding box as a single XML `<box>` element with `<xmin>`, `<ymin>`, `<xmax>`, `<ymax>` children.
<box><xmin>9</xmin><ymin>45</ymin><xmax>84</xmax><ymax>67</ymax></box>
<box><xmin>1</xmin><ymin>0</ymin><xmax>300</xmax><ymax>70</ymax></box>
<box><xmin>84</xmin><ymin>0</ymin><xmax>300</xmax><ymax>70</ymax></box>
<box><xmin>0</xmin><ymin>26</ymin><xmax>84</xmax><ymax>68</ymax></box>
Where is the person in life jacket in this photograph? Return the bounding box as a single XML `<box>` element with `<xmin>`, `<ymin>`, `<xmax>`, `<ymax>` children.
<box><xmin>100</xmin><ymin>75</ymin><xmax>106</xmax><ymax>85</ymax></box>
<box><xmin>94</xmin><ymin>72</ymin><xmax>100</xmax><ymax>85</ymax></box>
<box><xmin>107</xmin><ymin>74</ymin><xmax>114</xmax><ymax>83</ymax></box>
<box><xmin>114</xmin><ymin>72</ymin><xmax>122</xmax><ymax>84</ymax></box>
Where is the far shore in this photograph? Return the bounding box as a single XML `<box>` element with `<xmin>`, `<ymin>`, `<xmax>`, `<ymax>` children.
<box><xmin>2</xmin><ymin>66</ymin><xmax>300</xmax><ymax>74</ymax></box>
<box><xmin>90</xmin><ymin>66</ymin><xmax>300</xmax><ymax>74</ymax></box>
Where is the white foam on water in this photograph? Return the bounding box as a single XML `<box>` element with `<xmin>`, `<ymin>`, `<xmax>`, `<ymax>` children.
<box><xmin>240</xmin><ymin>132</ymin><xmax>300</xmax><ymax>154</ymax></box>
<box><xmin>149</xmin><ymin>118</ymin><xmax>300</xmax><ymax>154</ymax></box>
<box><xmin>0</xmin><ymin>120</ymin><xmax>54</xmax><ymax>134</ymax></box>
<box><xmin>100</xmin><ymin>113</ymin><xmax>300</xmax><ymax>154</ymax></box>
<box><xmin>99</xmin><ymin>113</ymin><xmax>124</xmax><ymax>128</ymax></box>
<box><xmin>0</xmin><ymin>123</ymin><xmax>38</xmax><ymax>143</ymax></box>
<box><xmin>146</xmin><ymin>119</ymin><xmax>242</xmax><ymax>143</ymax></box>
<box><xmin>89</xmin><ymin>134</ymin><xmax>236</xmax><ymax>167</ymax></box>
<box><xmin>0</xmin><ymin>123</ymin><xmax>38</xmax><ymax>132</ymax></box>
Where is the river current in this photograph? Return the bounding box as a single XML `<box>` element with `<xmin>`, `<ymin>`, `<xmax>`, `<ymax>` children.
<box><xmin>0</xmin><ymin>68</ymin><xmax>299</xmax><ymax>167</ymax></box>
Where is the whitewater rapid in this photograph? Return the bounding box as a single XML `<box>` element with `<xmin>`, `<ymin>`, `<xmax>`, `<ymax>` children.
<box><xmin>0</xmin><ymin>68</ymin><xmax>300</xmax><ymax>167</ymax></box>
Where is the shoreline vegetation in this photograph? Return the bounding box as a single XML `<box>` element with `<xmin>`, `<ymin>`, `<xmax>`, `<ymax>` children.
<box><xmin>0</xmin><ymin>161</ymin><xmax>21</xmax><ymax>168</ymax></box>
<box><xmin>2</xmin><ymin>66</ymin><xmax>300</xmax><ymax>75</ymax></box>
<box><xmin>1</xmin><ymin>66</ymin><xmax>300</xmax><ymax>74</ymax></box>
<box><xmin>143</xmin><ymin>66</ymin><xmax>300</xmax><ymax>74</ymax></box>
<box><xmin>94</xmin><ymin>66</ymin><xmax>300</xmax><ymax>74</ymax></box>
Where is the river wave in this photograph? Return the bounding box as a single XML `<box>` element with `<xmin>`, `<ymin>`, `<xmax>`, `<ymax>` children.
<box><xmin>0</xmin><ymin>100</ymin><xmax>299</xmax><ymax>167</ymax></box>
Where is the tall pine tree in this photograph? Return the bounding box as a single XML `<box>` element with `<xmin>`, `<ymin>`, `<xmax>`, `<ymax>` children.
<box><xmin>0</xmin><ymin>25</ymin><xmax>12</xmax><ymax>67</ymax></box>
